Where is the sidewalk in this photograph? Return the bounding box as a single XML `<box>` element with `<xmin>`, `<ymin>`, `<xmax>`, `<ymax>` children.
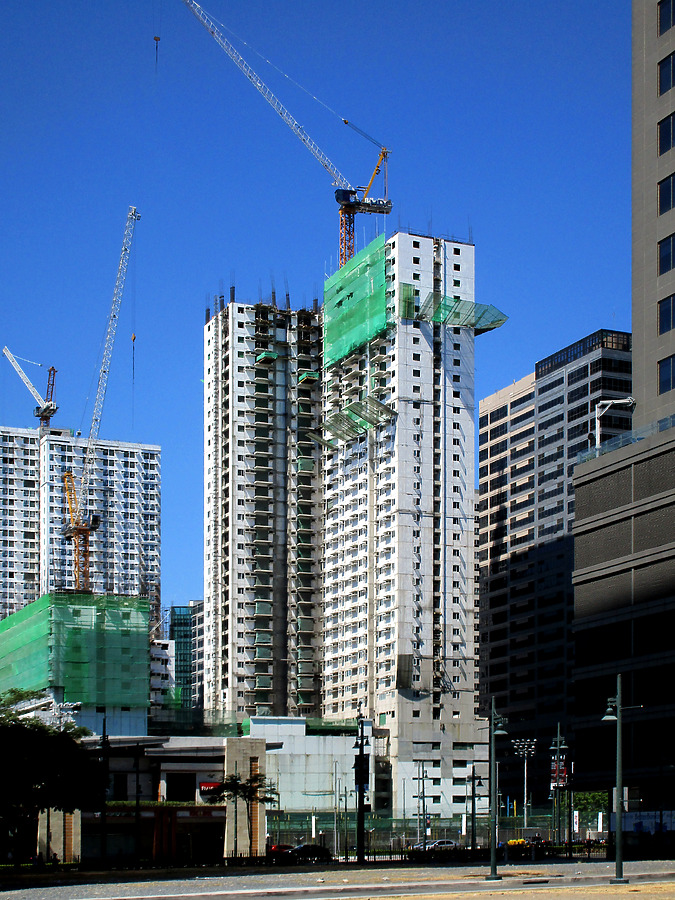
<box><xmin>2</xmin><ymin>859</ymin><xmax>675</xmax><ymax>900</ymax></box>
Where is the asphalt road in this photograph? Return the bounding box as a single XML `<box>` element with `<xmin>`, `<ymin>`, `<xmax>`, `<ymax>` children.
<box><xmin>3</xmin><ymin>862</ymin><xmax>675</xmax><ymax>900</ymax></box>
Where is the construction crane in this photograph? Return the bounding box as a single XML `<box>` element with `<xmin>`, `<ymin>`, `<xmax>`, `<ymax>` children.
<box><xmin>2</xmin><ymin>346</ymin><xmax>58</xmax><ymax>431</ymax></box>
<box><xmin>179</xmin><ymin>0</ymin><xmax>391</xmax><ymax>268</ymax></box>
<box><xmin>63</xmin><ymin>206</ymin><xmax>141</xmax><ymax>593</ymax></box>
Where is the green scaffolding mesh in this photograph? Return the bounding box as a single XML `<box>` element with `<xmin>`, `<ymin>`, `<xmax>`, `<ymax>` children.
<box><xmin>323</xmin><ymin>235</ymin><xmax>387</xmax><ymax>369</ymax></box>
<box><xmin>0</xmin><ymin>593</ymin><xmax>150</xmax><ymax>707</ymax></box>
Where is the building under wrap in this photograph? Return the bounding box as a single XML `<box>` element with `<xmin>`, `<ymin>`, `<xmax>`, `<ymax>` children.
<box><xmin>0</xmin><ymin>592</ymin><xmax>149</xmax><ymax>734</ymax></box>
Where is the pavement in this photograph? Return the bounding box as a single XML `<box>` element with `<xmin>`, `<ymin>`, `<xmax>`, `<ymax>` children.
<box><xmin>2</xmin><ymin>860</ymin><xmax>675</xmax><ymax>900</ymax></box>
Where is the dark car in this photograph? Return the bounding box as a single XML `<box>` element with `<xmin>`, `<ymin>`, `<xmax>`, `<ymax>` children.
<box><xmin>267</xmin><ymin>843</ymin><xmax>294</xmax><ymax>864</ymax></box>
<box><xmin>284</xmin><ymin>843</ymin><xmax>333</xmax><ymax>864</ymax></box>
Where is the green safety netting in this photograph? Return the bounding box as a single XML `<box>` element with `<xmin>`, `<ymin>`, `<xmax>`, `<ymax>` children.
<box><xmin>0</xmin><ymin>594</ymin><xmax>149</xmax><ymax>707</ymax></box>
<box><xmin>323</xmin><ymin>235</ymin><xmax>387</xmax><ymax>369</ymax></box>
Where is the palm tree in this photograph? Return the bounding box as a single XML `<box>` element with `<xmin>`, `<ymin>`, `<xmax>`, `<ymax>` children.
<box><xmin>209</xmin><ymin>772</ymin><xmax>278</xmax><ymax>856</ymax></box>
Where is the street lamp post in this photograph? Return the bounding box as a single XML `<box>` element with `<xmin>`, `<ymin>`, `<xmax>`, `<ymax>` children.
<box><xmin>603</xmin><ymin>673</ymin><xmax>629</xmax><ymax>885</ymax></box>
<box><xmin>594</xmin><ymin>397</ymin><xmax>636</xmax><ymax>453</ymax></box>
<box><xmin>550</xmin><ymin>724</ymin><xmax>567</xmax><ymax>845</ymax></box>
<box><xmin>486</xmin><ymin>698</ymin><xmax>508</xmax><ymax>882</ymax></box>
<box><xmin>512</xmin><ymin>738</ymin><xmax>536</xmax><ymax>831</ymax></box>
<box><xmin>354</xmin><ymin>710</ymin><xmax>369</xmax><ymax>865</ymax></box>
<box><xmin>470</xmin><ymin>765</ymin><xmax>483</xmax><ymax>853</ymax></box>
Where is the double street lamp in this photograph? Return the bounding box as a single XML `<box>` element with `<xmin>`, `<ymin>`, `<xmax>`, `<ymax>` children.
<box><xmin>512</xmin><ymin>738</ymin><xmax>536</xmax><ymax>830</ymax></box>
<box><xmin>486</xmin><ymin>698</ymin><xmax>508</xmax><ymax>882</ymax></box>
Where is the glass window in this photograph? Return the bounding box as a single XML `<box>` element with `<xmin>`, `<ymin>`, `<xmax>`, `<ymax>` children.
<box><xmin>658</xmin><ymin>233</ymin><xmax>675</xmax><ymax>274</ymax></box>
<box><xmin>660</xmin><ymin>113</ymin><xmax>675</xmax><ymax>156</ymax></box>
<box><xmin>658</xmin><ymin>354</ymin><xmax>675</xmax><ymax>394</ymax></box>
<box><xmin>659</xmin><ymin>294</ymin><xmax>675</xmax><ymax>334</ymax></box>
<box><xmin>660</xmin><ymin>0</ymin><xmax>674</xmax><ymax>36</ymax></box>
<box><xmin>660</xmin><ymin>51</ymin><xmax>675</xmax><ymax>95</ymax></box>
<box><xmin>659</xmin><ymin>173</ymin><xmax>675</xmax><ymax>214</ymax></box>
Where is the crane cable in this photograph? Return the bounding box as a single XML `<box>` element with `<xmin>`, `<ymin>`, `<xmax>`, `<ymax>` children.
<box><xmin>200</xmin><ymin>5</ymin><xmax>385</xmax><ymax>149</ymax></box>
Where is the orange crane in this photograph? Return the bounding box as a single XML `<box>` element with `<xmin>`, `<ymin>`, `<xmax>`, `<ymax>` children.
<box><xmin>180</xmin><ymin>0</ymin><xmax>391</xmax><ymax>268</ymax></box>
<box><xmin>63</xmin><ymin>206</ymin><xmax>141</xmax><ymax>592</ymax></box>
<box><xmin>2</xmin><ymin>346</ymin><xmax>57</xmax><ymax>431</ymax></box>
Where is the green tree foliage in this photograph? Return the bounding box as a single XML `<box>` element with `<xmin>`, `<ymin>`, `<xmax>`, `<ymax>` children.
<box><xmin>207</xmin><ymin>773</ymin><xmax>278</xmax><ymax>855</ymax></box>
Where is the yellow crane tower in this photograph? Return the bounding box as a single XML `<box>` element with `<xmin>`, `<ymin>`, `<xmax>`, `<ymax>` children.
<box><xmin>180</xmin><ymin>0</ymin><xmax>391</xmax><ymax>268</ymax></box>
<box><xmin>63</xmin><ymin>206</ymin><xmax>141</xmax><ymax>593</ymax></box>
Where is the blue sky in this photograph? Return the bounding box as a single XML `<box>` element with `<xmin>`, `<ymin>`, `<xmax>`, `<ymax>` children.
<box><xmin>0</xmin><ymin>1</ymin><xmax>631</xmax><ymax>609</ymax></box>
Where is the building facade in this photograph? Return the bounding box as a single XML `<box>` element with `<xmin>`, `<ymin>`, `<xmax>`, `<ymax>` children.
<box><xmin>569</xmin><ymin>1</ymin><xmax>675</xmax><ymax>821</ymax></box>
<box><xmin>0</xmin><ymin>425</ymin><xmax>160</xmax><ymax>623</ymax></box>
<box><xmin>202</xmin><ymin>232</ymin><xmax>505</xmax><ymax>817</ymax></box>
<box><xmin>319</xmin><ymin>233</ymin><xmax>505</xmax><ymax>818</ymax></box>
<box><xmin>478</xmin><ymin>330</ymin><xmax>632</xmax><ymax>802</ymax></box>
<box><xmin>203</xmin><ymin>293</ymin><xmax>323</xmax><ymax>718</ymax></box>
<box><xmin>633</xmin><ymin>0</ymin><xmax>675</xmax><ymax>426</ymax></box>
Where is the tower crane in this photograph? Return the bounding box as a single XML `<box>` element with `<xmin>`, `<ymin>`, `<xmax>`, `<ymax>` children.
<box><xmin>179</xmin><ymin>0</ymin><xmax>391</xmax><ymax>268</ymax></box>
<box><xmin>62</xmin><ymin>206</ymin><xmax>141</xmax><ymax>593</ymax></box>
<box><xmin>2</xmin><ymin>346</ymin><xmax>57</xmax><ymax>431</ymax></box>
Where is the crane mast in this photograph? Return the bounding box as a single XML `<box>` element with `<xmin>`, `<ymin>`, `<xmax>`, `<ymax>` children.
<box><xmin>179</xmin><ymin>0</ymin><xmax>391</xmax><ymax>268</ymax></box>
<box><xmin>63</xmin><ymin>205</ymin><xmax>141</xmax><ymax>592</ymax></box>
<box><xmin>2</xmin><ymin>345</ymin><xmax>58</xmax><ymax>430</ymax></box>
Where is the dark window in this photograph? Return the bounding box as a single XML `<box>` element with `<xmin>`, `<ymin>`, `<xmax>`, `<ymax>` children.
<box><xmin>659</xmin><ymin>173</ymin><xmax>675</xmax><ymax>215</ymax></box>
<box><xmin>659</xmin><ymin>354</ymin><xmax>675</xmax><ymax>394</ymax></box>
<box><xmin>659</xmin><ymin>112</ymin><xmax>675</xmax><ymax>155</ymax></box>
<box><xmin>659</xmin><ymin>52</ymin><xmax>675</xmax><ymax>95</ymax></box>
<box><xmin>511</xmin><ymin>391</ymin><xmax>535</xmax><ymax>411</ymax></box>
<box><xmin>490</xmin><ymin>422</ymin><xmax>508</xmax><ymax>440</ymax></box>
<box><xmin>658</xmin><ymin>233</ymin><xmax>675</xmax><ymax>274</ymax></box>
<box><xmin>659</xmin><ymin>294</ymin><xmax>675</xmax><ymax>334</ymax></box>
<box><xmin>660</xmin><ymin>0</ymin><xmax>674</xmax><ymax>36</ymax></box>
<box><xmin>568</xmin><ymin>402</ymin><xmax>589</xmax><ymax>422</ymax></box>
<box><xmin>538</xmin><ymin>375</ymin><xmax>564</xmax><ymax>395</ymax></box>
<box><xmin>490</xmin><ymin>404</ymin><xmax>508</xmax><ymax>423</ymax></box>
<box><xmin>568</xmin><ymin>383</ymin><xmax>589</xmax><ymax>404</ymax></box>
<box><xmin>567</xmin><ymin>364</ymin><xmax>588</xmax><ymax>385</ymax></box>
<box><xmin>589</xmin><ymin>357</ymin><xmax>632</xmax><ymax>375</ymax></box>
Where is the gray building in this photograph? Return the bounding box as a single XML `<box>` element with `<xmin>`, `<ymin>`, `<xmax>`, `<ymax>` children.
<box><xmin>478</xmin><ymin>329</ymin><xmax>632</xmax><ymax>805</ymax></box>
<box><xmin>570</xmin><ymin>0</ymin><xmax>675</xmax><ymax>824</ymax></box>
<box><xmin>633</xmin><ymin>0</ymin><xmax>675</xmax><ymax>426</ymax></box>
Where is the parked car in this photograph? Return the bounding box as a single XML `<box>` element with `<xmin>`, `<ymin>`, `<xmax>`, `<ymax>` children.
<box><xmin>267</xmin><ymin>843</ymin><xmax>294</xmax><ymax>863</ymax></box>
<box><xmin>427</xmin><ymin>839</ymin><xmax>457</xmax><ymax>850</ymax></box>
<box><xmin>284</xmin><ymin>843</ymin><xmax>333</xmax><ymax>863</ymax></box>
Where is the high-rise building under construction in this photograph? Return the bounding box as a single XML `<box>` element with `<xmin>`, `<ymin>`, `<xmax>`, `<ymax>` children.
<box><xmin>0</xmin><ymin>425</ymin><xmax>161</xmax><ymax>624</ymax></box>
<box><xmin>202</xmin><ymin>232</ymin><xmax>506</xmax><ymax>816</ymax></box>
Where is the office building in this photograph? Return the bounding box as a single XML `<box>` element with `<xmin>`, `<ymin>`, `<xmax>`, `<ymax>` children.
<box><xmin>478</xmin><ymin>330</ymin><xmax>632</xmax><ymax>802</ymax></box>
<box><xmin>0</xmin><ymin>425</ymin><xmax>161</xmax><ymax>625</ymax></box>
<box><xmin>633</xmin><ymin>0</ymin><xmax>675</xmax><ymax>426</ymax></box>
<box><xmin>571</xmin><ymin>1</ymin><xmax>675</xmax><ymax>818</ymax></box>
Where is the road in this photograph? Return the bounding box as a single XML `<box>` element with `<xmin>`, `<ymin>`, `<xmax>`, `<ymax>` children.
<box><xmin>3</xmin><ymin>861</ymin><xmax>675</xmax><ymax>900</ymax></box>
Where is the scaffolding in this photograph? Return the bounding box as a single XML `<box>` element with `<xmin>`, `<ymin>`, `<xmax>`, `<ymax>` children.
<box><xmin>323</xmin><ymin>235</ymin><xmax>388</xmax><ymax>369</ymax></box>
<box><xmin>0</xmin><ymin>593</ymin><xmax>150</xmax><ymax>707</ymax></box>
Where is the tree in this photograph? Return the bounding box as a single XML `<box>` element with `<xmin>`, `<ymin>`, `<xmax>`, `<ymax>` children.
<box><xmin>0</xmin><ymin>691</ymin><xmax>105</xmax><ymax>862</ymax></box>
<box><xmin>207</xmin><ymin>773</ymin><xmax>278</xmax><ymax>856</ymax></box>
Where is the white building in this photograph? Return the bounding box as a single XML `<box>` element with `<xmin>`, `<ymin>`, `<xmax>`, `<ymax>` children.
<box><xmin>203</xmin><ymin>294</ymin><xmax>322</xmax><ymax>718</ymax></box>
<box><xmin>202</xmin><ymin>233</ymin><xmax>504</xmax><ymax>818</ymax></box>
<box><xmin>0</xmin><ymin>424</ymin><xmax>161</xmax><ymax>623</ymax></box>
<box><xmin>319</xmin><ymin>232</ymin><xmax>503</xmax><ymax>819</ymax></box>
